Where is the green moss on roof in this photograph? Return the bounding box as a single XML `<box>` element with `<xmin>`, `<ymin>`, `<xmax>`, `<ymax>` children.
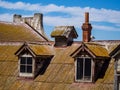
<box><xmin>51</xmin><ymin>26</ymin><xmax>78</xmax><ymax>38</ymax></box>
<box><xmin>0</xmin><ymin>22</ymin><xmax>46</xmax><ymax>42</ymax></box>
<box><xmin>0</xmin><ymin>42</ymin><xmax>115</xmax><ymax>90</ymax></box>
<box><xmin>0</xmin><ymin>45</ymin><xmax>21</xmax><ymax>61</ymax></box>
<box><xmin>29</xmin><ymin>44</ymin><xmax>54</xmax><ymax>56</ymax></box>
<box><xmin>51</xmin><ymin>29</ymin><xmax>65</xmax><ymax>36</ymax></box>
<box><xmin>85</xmin><ymin>43</ymin><xmax>109</xmax><ymax>57</ymax></box>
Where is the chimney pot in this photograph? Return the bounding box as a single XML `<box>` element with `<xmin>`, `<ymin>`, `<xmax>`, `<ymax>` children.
<box><xmin>81</xmin><ymin>12</ymin><xmax>92</xmax><ymax>42</ymax></box>
<box><xmin>85</xmin><ymin>12</ymin><xmax>89</xmax><ymax>23</ymax></box>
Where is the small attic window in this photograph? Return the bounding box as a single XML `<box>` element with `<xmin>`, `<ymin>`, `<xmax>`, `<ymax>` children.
<box><xmin>15</xmin><ymin>43</ymin><xmax>54</xmax><ymax>79</ymax></box>
<box><xmin>19</xmin><ymin>54</ymin><xmax>34</xmax><ymax>78</ymax></box>
<box><xmin>75</xmin><ymin>57</ymin><xmax>93</xmax><ymax>82</ymax></box>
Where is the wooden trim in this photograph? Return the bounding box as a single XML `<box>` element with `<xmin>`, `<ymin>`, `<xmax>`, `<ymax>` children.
<box><xmin>15</xmin><ymin>43</ymin><xmax>36</xmax><ymax>57</ymax></box>
<box><xmin>19</xmin><ymin>55</ymin><xmax>35</xmax><ymax>78</ymax></box>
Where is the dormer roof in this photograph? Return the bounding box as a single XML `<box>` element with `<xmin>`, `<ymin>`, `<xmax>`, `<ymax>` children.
<box><xmin>51</xmin><ymin>26</ymin><xmax>78</xmax><ymax>38</ymax></box>
<box><xmin>15</xmin><ymin>43</ymin><xmax>54</xmax><ymax>57</ymax></box>
<box><xmin>71</xmin><ymin>42</ymin><xmax>109</xmax><ymax>58</ymax></box>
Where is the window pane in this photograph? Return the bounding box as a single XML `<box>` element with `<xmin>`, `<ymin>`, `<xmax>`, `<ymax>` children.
<box><xmin>27</xmin><ymin>57</ymin><xmax>32</xmax><ymax>64</ymax></box>
<box><xmin>20</xmin><ymin>57</ymin><xmax>26</xmax><ymax>64</ymax></box>
<box><xmin>84</xmin><ymin>58</ymin><xmax>91</xmax><ymax>80</ymax></box>
<box><xmin>27</xmin><ymin>66</ymin><xmax>32</xmax><ymax>73</ymax></box>
<box><xmin>76</xmin><ymin>58</ymin><xmax>83</xmax><ymax>80</ymax></box>
<box><xmin>20</xmin><ymin>65</ymin><xmax>26</xmax><ymax>72</ymax></box>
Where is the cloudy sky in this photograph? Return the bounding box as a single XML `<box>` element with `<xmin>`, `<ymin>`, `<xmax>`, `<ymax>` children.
<box><xmin>0</xmin><ymin>0</ymin><xmax>120</xmax><ymax>40</ymax></box>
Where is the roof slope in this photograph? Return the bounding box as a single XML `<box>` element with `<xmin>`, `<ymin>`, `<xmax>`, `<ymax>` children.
<box><xmin>0</xmin><ymin>42</ymin><xmax>114</xmax><ymax>90</ymax></box>
<box><xmin>0</xmin><ymin>22</ymin><xmax>48</xmax><ymax>42</ymax></box>
<box><xmin>0</xmin><ymin>44</ymin><xmax>21</xmax><ymax>61</ymax></box>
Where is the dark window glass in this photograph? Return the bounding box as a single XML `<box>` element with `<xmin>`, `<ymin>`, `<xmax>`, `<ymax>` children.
<box><xmin>76</xmin><ymin>58</ymin><xmax>83</xmax><ymax>80</ymax></box>
<box><xmin>85</xmin><ymin>58</ymin><xmax>91</xmax><ymax>80</ymax></box>
<box><xmin>27</xmin><ymin>66</ymin><xmax>32</xmax><ymax>73</ymax></box>
<box><xmin>76</xmin><ymin>58</ymin><xmax>92</xmax><ymax>81</ymax></box>
<box><xmin>20</xmin><ymin>65</ymin><xmax>26</xmax><ymax>72</ymax></box>
<box><xmin>20</xmin><ymin>56</ymin><xmax>33</xmax><ymax>73</ymax></box>
<box><xmin>27</xmin><ymin>57</ymin><xmax>32</xmax><ymax>64</ymax></box>
<box><xmin>20</xmin><ymin>57</ymin><xmax>26</xmax><ymax>64</ymax></box>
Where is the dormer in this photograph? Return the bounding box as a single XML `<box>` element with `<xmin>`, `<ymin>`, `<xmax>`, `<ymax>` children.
<box><xmin>110</xmin><ymin>44</ymin><xmax>120</xmax><ymax>90</ymax></box>
<box><xmin>51</xmin><ymin>26</ymin><xmax>78</xmax><ymax>47</ymax></box>
<box><xmin>71</xmin><ymin>43</ymin><xmax>110</xmax><ymax>82</ymax></box>
<box><xmin>15</xmin><ymin>43</ymin><xmax>54</xmax><ymax>79</ymax></box>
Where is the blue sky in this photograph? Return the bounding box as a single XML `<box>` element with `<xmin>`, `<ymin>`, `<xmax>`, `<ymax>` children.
<box><xmin>0</xmin><ymin>0</ymin><xmax>120</xmax><ymax>41</ymax></box>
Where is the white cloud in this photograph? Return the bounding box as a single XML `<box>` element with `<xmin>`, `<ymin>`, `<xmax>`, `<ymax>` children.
<box><xmin>44</xmin><ymin>16</ymin><xmax>82</xmax><ymax>27</ymax></box>
<box><xmin>0</xmin><ymin>0</ymin><xmax>120</xmax><ymax>31</ymax></box>
<box><xmin>0</xmin><ymin>13</ymin><xmax>13</xmax><ymax>22</ymax></box>
<box><xmin>93</xmin><ymin>25</ymin><xmax>120</xmax><ymax>31</ymax></box>
<box><xmin>0</xmin><ymin>0</ymin><xmax>41</xmax><ymax>11</ymax></box>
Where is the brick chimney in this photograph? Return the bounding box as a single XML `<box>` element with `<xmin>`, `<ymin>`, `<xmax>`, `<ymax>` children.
<box><xmin>82</xmin><ymin>12</ymin><xmax>92</xmax><ymax>42</ymax></box>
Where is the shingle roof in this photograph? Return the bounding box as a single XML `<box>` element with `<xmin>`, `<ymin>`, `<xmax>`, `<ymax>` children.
<box><xmin>0</xmin><ymin>15</ymin><xmax>118</xmax><ymax>90</ymax></box>
<box><xmin>109</xmin><ymin>44</ymin><xmax>120</xmax><ymax>57</ymax></box>
<box><xmin>0</xmin><ymin>22</ymin><xmax>48</xmax><ymax>42</ymax></box>
<box><xmin>51</xmin><ymin>26</ymin><xmax>78</xmax><ymax>38</ymax></box>
<box><xmin>29</xmin><ymin>44</ymin><xmax>54</xmax><ymax>56</ymax></box>
<box><xmin>15</xmin><ymin>43</ymin><xmax>54</xmax><ymax>56</ymax></box>
<box><xmin>86</xmin><ymin>43</ymin><xmax>109</xmax><ymax>58</ymax></box>
<box><xmin>0</xmin><ymin>43</ymin><xmax>114</xmax><ymax>90</ymax></box>
<box><xmin>71</xmin><ymin>42</ymin><xmax>109</xmax><ymax>58</ymax></box>
<box><xmin>0</xmin><ymin>44</ymin><xmax>21</xmax><ymax>61</ymax></box>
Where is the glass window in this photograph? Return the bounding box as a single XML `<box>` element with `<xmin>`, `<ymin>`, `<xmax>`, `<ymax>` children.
<box><xmin>84</xmin><ymin>58</ymin><xmax>91</xmax><ymax>80</ymax></box>
<box><xmin>20</xmin><ymin>57</ymin><xmax>26</xmax><ymax>64</ymax></box>
<box><xmin>27</xmin><ymin>57</ymin><xmax>32</xmax><ymax>64</ymax></box>
<box><xmin>76</xmin><ymin>57</ymin><xmax>92</xmax><ymax>82</ymax></box>
<box><xmin>27</xmin><ymin>66</ymin><xmax>32</xmax><ymax>73</ymax></box>
<box><xmin>20</xmin><ymin>57</ymin><xmax>32</xmax><ymax>73</ymax></box>
<box><xmin>20</xmin><ymin>65</ymin><xmax>26</xmax><ymax>72</ymax></box>
<box><xmin>76</xmin><ymin>58</ymin><xmax>83</xmax><ymax>80</ymax></box>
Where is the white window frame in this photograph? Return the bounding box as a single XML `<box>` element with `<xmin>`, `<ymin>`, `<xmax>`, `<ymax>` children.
<box><xmin>75</xmin><ymin>57</ymin><xmax>93</xmax><ymax>82</ymax></box>
<box><xmin>19</xmin><ymin>54</ymin><xmax>34</xmax><ymax>77</ymax></box>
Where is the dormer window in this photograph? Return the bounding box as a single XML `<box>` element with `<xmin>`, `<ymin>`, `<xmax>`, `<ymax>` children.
<box><xmin>71</xmin><ymin>43</ymin><xmax>109</xmax><ymax>83</ymax></box>
<box><xmin>15</xmin><ymin>43</ymin><xmax>54</xmax><ymax>79</ymax></box>
<box><xmin>19</xmin><ymin>54</ymin><xmax>34</xmax><ymax>77</ymax></box>
<box><xmin>75</xmin><ymin>57</ymin><xmax>92</xmax><ymax>82</ymax></box>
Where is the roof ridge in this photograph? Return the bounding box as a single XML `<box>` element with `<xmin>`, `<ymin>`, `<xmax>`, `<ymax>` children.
<box><xmin>24</xmin><ymin>23</ymin><xmax>49</xmax><ymax>41</ymax></box>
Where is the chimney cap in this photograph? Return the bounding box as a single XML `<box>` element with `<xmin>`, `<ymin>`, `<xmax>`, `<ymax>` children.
<box><xmin>85</xmin><ymin>12</ymin><xmax>89</xmax><ymax>23</ymax></box>
<box><xmin>34</xmin><ymin>13</ymin><xmax>43</xmax><ymax>16</ymax></box>
<box><xmin>13</xmin><ymin>14</ymin><xmax>22</xmax><ymax>18</ymax></box>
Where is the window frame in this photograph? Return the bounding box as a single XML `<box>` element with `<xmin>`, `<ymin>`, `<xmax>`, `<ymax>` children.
<box><xmin>75</xmin><ymin>57</ymin><xmax>93</xmax><ymax>82</ymax></box>
<box><xmin>19</xmin><ymin>54</ymin><xmax>34</xmax><ymax>77</ymax></box>
<box><xmin>116</xmin><ymin>59</ymin><xmax>120</xmax><ymax>73</ymax></box>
